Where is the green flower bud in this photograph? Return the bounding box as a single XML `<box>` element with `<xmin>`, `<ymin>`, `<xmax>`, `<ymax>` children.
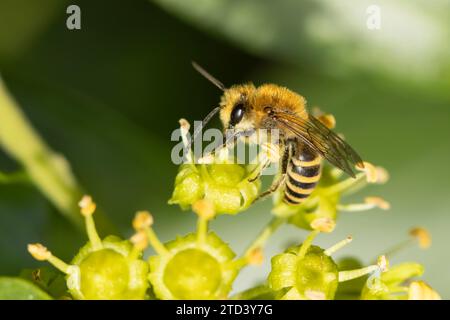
<box><xmin>169</xmin><ymin>160</ymin><xmax>260</xmax><ymax>215</ymax></box>
<box><xmin>148</xmin><ymin>232</ymin><xmax>241</xmax><ymax>299</ymax></box>
<box><xmin>268</xmin><ymin>243</ymin><xmax>338</xmax><ymax>300</ymax></box>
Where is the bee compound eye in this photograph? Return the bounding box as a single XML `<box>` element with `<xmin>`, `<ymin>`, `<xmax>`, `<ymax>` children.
<box><xmin>230</xmin><ymin>103</ymin><xmax>245</xmax><ymax>125</ymax></box>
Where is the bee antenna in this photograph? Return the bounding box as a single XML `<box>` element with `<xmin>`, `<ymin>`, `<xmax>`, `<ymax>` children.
<box><xmin>192</xmin><ymin>61</ymin><xmax>226</xmax><ymax>91</ymax></box>
<box><xmin>187</xmin><ymin>106</ymin><xmax>221</xmax><ymax>152</ymax></box>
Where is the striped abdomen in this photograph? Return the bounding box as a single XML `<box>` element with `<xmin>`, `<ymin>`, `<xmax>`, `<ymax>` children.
<box><xmin>284</xmin><ymin>146</ymin><xmax>321</xmax><ymax>205</ymax></box>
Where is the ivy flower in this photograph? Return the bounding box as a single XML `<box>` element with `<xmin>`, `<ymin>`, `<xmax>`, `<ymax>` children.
<box><xmin>267</xmin><ymin>219</ymin><xmax>387</xmax><ymax>300</ymax></box>
<box><xmin>146</xmin><ymin>200</ymin><xmax>251</xmax><ymax>299</ymax></box>
<box><xmin>169</xmin><ymin>119</ymin><xmax>260</xmax><ymax>215</ymax></box>
<box><xmin>28</xmin><ymin>196</ymin><xmax>149</xmax><ymax>300</ymax></box>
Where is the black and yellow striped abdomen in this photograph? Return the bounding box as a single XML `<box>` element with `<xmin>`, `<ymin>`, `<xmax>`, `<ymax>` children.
<box><xmin>284</xmin><ymin>146</ymin><xmax>321</xmax><ymax>205</ymax></box>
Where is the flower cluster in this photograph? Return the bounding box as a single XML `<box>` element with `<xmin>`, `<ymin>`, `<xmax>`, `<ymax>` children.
<box><xmin>27</xmin><ymin>116</ymin><xmax>440</xmax><ymax>300</ymax></box>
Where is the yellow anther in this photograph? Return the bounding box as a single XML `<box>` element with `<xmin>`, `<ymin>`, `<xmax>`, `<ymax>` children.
<box><xmin>410</xmin><ymin>227</ymin><xmax>431</xmax><ymax>249</ymax></box>
<box><xmin>324</xmin><ymin>236</ymin><xmax>353</xmax><ymax>256</ymax></box>
<box><xmin>365</xmin><ymin>197</ymin><xmax>391</xmax><ymax>210</ymax></box>
<box><xmin>179</xmin><ymin>118</ymin><xmax>191</xmax><ymax>132</ymax></box>
<box><xmin>356</xmin><ymin>162</ymin><xmax>378</xmax><ymax>183</ymax></box>
<box><xmin>78</xmin><ymin>195</ymin><xmax>96</xmax><ymax>216</ymax></box>
<box><xmin>130</xmin><ymin>231</ymin><xmax>148</xmax><ymax>251</ymax></box>
<box><xmin>192</xmin><ymin>199</ymin><xmax>216</xmax><ymax>220</ymax></box>
<box><xmin>133</xmin><ymin>211</ymin><xmax>154</xmax><ymax>231</ymax></box>
<box><xmin>377</xmin><ymin>255</ymin><xmax>389</xmax><ymax>272</ymax></box>
<box><xmin>408</xmin><ymin>281</ymin><xmax>441</xmax><ymax>300</ymax></box>
<box><xmin>375</xmin><ymin>167</ymin><xmax>390</xmax><ymax>184</ymax></box>
<box><xmin>318</xmin><ymin>114</ymin><xmax>336</xmax><ymax>129</ymax></box>
<box><xmin>27</xmin><ymin>243</ymin><xmax>51</xmax><ymax>261</ymax></box>
<box><xmin>247</xmin><ymin>248</ymin><xmax>264</xmax><ymax>266</ymax></box>
<box><xmin>310</xmin><ymin>217</ymin><xmax>336</xmax><ymax>233</ymax></box>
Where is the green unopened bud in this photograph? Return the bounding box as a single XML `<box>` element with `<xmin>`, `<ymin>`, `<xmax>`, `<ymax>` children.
<box><xmin>148</xmin><ymin>232</ymin><xmax>241</xmax><ymax>299</ymax></box>
<box><xmin>268</xmin><ymin>244</ymin><xmax>338</xmax><ymax>300</ymax></box>
<box><xmin>169</xmin><ymin>160</ymin><xmax>260</xmax><ymax>215</ymax></box>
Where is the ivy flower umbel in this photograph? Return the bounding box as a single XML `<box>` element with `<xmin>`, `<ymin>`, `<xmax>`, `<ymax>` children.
<box><xmin>27</xmin><ymin>195</ymin><xmax>149</xmax><ymax>300</ymax></box>
<box><xmin>169</xmin><ymin>119</ymin><xmax>261</xmax><ymax>215</ymax></box>
<box><xmin>144</xmin><ymin>200</ymin><xmax>255</xmax><ymax>299</ymax></box>
<box><xmin>268</xmin><ymin>219</ymin><xmax>389</xmax><ymax>300</ymax></box>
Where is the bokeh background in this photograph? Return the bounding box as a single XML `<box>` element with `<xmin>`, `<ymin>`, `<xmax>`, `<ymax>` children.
<box><xmin>0</xmin><ymin>0</ymin><xmax>449</xmax><ymax>297</ymax></box>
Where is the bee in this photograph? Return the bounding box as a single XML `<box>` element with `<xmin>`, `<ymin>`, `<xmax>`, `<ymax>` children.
<box><xmin>192</xmin><ymin>62</ymin><xmax>364</xmax><ymax>205</ymax></box>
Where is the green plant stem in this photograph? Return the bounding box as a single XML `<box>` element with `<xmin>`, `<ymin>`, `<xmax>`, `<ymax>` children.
<box><xmin>0</xmin><ymin>76</ymin><xmax>113</xmax><ymax>231</ymax></box>
<box><xmin>243</xmin><ymin>216</ymin><xmax>285</xmax><ymax>258</ymax></box>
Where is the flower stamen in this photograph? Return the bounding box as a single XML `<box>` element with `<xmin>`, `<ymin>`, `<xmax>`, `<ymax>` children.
<box><xmin>193</xmin><ymin>199</ymin><xmax>216</xmax><ymax>245</ymax></box>
<box><xmin>338</xmin><ymin>255</ymin><xmax>388</xmax><ymax>282</ymax></box>
<box><xmin>78</xmin><ymin>195</ymin><xmax>102</xmax><ymax>250</ymax></box>
<box><xmin>132</xmin><ymin>211</ymin><xmax>168</xmax><ymax>256</ymax></box>
<box><xmin>324</xmin><ymin>236</ymin><xmax>353</xmax><ymax>256</ymax></box>
<box><xmin>27</xmin><ymin>243</ymin><xmax>71</xmax><ymax>274</ymax></box>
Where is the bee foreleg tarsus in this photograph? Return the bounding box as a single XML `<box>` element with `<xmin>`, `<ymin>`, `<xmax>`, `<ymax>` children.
<box><xmin>252</xmin><ymin>174</ymin><xmax>286</xmax><ymax>204</ymax></box>
<box><xmin>247</xmin><ymin>158</ymin><xmax>271</xmax><ymax>182</ymax></box>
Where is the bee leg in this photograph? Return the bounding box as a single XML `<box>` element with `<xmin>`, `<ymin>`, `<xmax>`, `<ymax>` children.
<box><xmin>252</xmin><ymin>142</ymin><xmax>292</xmax><ymax>203</ymax></box>
<box><xmin>252</xmin><ymin>174</ymin><xmax>286</xmax><ymax>203</ymax></box>
<box><xmin>247</xmin><ymin>159</ymin><xmax>271</xmax><ymax>182</ymax></box>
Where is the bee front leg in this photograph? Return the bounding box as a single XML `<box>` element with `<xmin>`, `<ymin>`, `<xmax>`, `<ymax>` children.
<box><xmin>251</xmin><ymin>142</ymin><xmax>292</xmax><ymax>203</ymax></box>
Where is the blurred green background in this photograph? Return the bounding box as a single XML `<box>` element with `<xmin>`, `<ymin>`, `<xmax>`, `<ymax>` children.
<box><xmin>0</xmin><ymin>0</ymin><xmax>449</xmax><ymax>298</ymax></box>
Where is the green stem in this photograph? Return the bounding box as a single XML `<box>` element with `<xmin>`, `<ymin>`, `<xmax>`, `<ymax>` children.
<box><xmin>197</xmin><ymin>216</ymin><xmax>208</xmax><ymax>245</ymax></box>
<box><xmin>146</xmin><ymin>228</ymin><xmax>169</xmax><ymax>256</ymax></box>
<box><xmin>298</xmin><ymin>230</ymin><xmax>319</xmax><ymax>259</ymax></box>
<box><xmin>243</xmin><ymin>216</ymin><xmax>285</xmax><ymax>258</ymax></box>
<box><xmin>0</xmin><ymin>76</ymin><xmax>114</xmax><ymax>232</ymax></box>
<box><xmin>85</xmin><ymin>215</ymin><xmax>102</xmax><ymax>250</ymax></box>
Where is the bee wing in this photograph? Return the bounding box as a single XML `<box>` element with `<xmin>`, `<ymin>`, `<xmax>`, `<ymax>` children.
<box><xmin>272</xmin><ymin>110</ymin><xmax>363</xmax><ymax>177</ymax></box>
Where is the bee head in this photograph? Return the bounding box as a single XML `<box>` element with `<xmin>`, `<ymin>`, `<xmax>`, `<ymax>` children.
<box><xmin>220</xmin><ymin>84</ymin><xmax>256</xmax><ymax>132</ymax></box>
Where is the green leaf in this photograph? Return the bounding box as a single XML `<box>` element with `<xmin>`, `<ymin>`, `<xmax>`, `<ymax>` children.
<box><xmin>0</xmin><ymin>276</ymin><xmax>53</xmax><ymax>300</ymax></box>
<box><xmin>19</xmin><ymin>267</ymin><xmax>68</xmax><ymax>299</ymax></box>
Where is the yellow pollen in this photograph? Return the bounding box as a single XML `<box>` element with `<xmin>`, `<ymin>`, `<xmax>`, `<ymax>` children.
<box><xmin>356</xmin><ymin>162</ymin><xmax>378</xmax><ymax>183</ymax></box>
<box><xmin>318</xmin><ymin>114</ymin><xmax>336</xmax><ymax>129</ymax></box>
<box><xmin>377</xmin><ymin>255</ymin><xmax>389</xmax><ymax>272</ymax></box>
<box><xmin>78</xmin><ymin>195</ymin><xmax>96</xmax><ymax>216</ymax></box>
<box><xmin>365</xmin><ymin>197</ymin><xmax>391</xmax><ymax>210</ymax></box>
<box><xmin>179</xmin><ymin>118</ymin><xmax>191</xmax><ymax>132</ymax></box>
<box><xmin>193</xmin><ymin>199</ymin><xmax>216</xmax><ymax>220</ymax></box>
<box><xmin>133</xmin><ymin>211</ymin><xmax>154</xmax><ymax>231</ymax></box>
<box><xmin>27</xmin><ymin>243</ymin><xmax>51</xmax><ymax>261</ymax></box>
<box><xmin>310</xmin><ymin>217</ymin><xmax>336</xmax><ymax>233</ymax></box>
<box><xmin>247</xmin><ymin>248</ymin><xmax>264</xmax><ymax>266</ymax></box>
<box><xmin>130</xmin><ymin>231</ymin><xmax>148</xmax><ymax>251</ymax></box>
<box><xmin>410</xmin><ymin>227</ymin><xmax>431</xmax><ymax>249</ymax></box>
<box><xmin>375</xmin><ymin>167</ymin><xmax>390</xmax><ymax>184</ymax></box>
